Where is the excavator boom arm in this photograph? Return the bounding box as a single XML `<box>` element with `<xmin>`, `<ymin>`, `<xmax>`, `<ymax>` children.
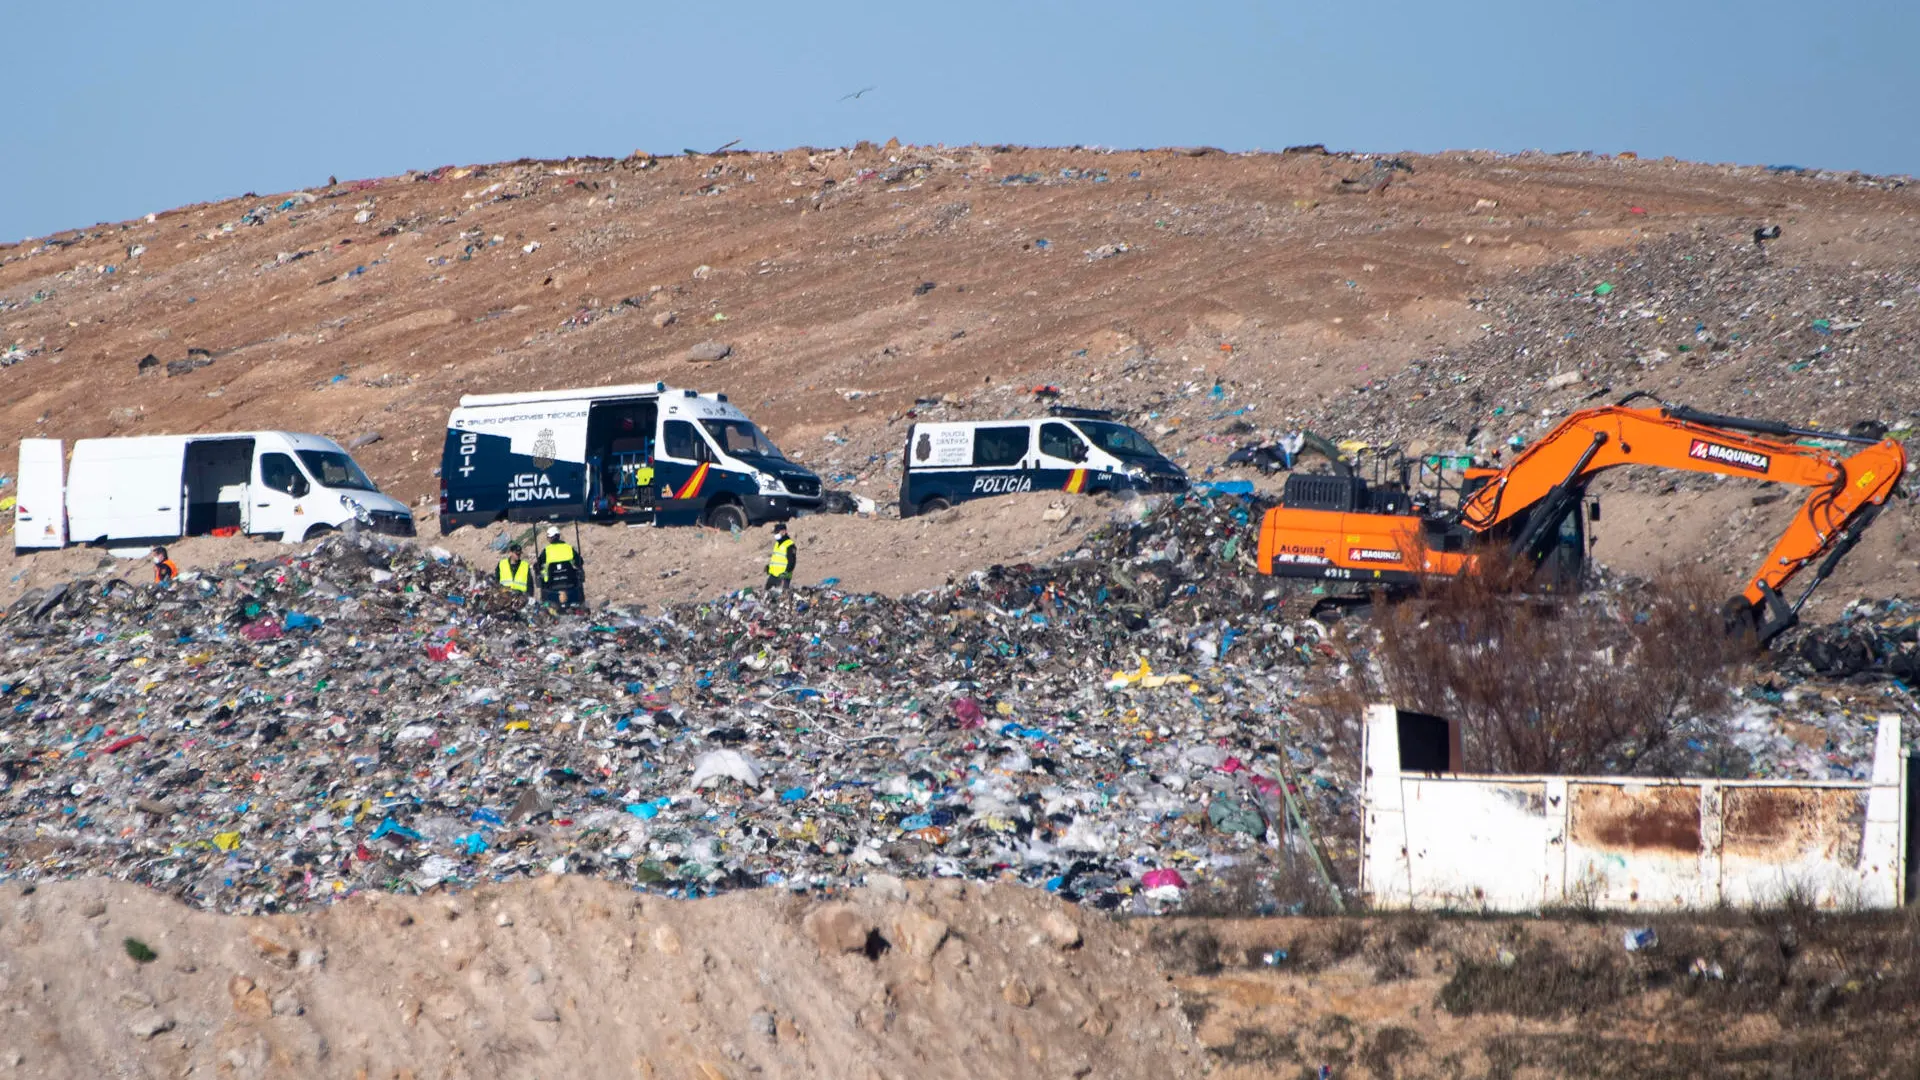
<box><xmin>1456</xmin><ymin>403</ymin><xmax>1905</xmax><ymax>623</ymax></box>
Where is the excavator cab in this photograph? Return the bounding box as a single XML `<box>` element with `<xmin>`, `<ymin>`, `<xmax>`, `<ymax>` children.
<box><xmin>1475</xmin><ymin>490</ymin><xmax>1592</xmax><ymax>590</ymax></box>
<box><xmin>1536</xmin><ymin>497</ymin><xmax>1591</xmax><ymax>589</ymax></box>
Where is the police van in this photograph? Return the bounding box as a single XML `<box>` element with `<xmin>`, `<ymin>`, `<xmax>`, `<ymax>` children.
<box><xmin>898</xmin><ymin>407</ymin><xmax>1188</xmax><ymax>517</ymax></box>
<box><xmin>438</xmin><ymin>382</ymin><xmax>822</xmax><ymax>533</ymax></box>
<box><xmin>14</xmin><ymin>431</ymin><xmax>413</xmax><ymax>554</ymax></box>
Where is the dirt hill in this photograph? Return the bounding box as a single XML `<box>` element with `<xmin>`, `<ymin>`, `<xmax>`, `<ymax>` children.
<box><xmin>4</xmin><ymin>146</ymin><xmax>1916</xmax><ymax>609</ymax></box>
<box><xmin>8</xmin><ymin>877</ymin><xmax>1918</xmax><ymax>1079</ymax></box>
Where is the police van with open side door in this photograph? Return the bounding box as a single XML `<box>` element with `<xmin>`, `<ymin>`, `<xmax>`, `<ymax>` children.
<box><xmin>898</xmin><ymin>407</ymin><xmax>1188</xmax><ymax>517</ymax></box>
<box><xmin>438</xmin><ymin>382</ymin><xmax>822</xmax><ymax>533</ymax></box>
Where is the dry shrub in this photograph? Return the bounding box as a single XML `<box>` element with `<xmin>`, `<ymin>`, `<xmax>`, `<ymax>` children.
<box><xmin>1182</xmin><ymin>858</ymin><xmax>1345</xmax><ymax>918</ymax></box>
<box><xmin>1369</xmin><ymin>561</ymin><xmax>1746</xmax><ymax>774</ymax></box>
<box><xmin>1148</xmin><ymin>924</ymin><xmax>1223</xmax><ymax>976</ymax></box>
<box><xmin>1439</xmin><ymin>940</ymin><xmax>1633</xmax><ymax>1018</ymax></box>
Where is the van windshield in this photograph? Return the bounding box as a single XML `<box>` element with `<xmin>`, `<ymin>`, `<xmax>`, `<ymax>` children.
<box><xmin>1073</xmin><ymin>421</ymin><xmax>1165</xmax><ymax>461</ymax></box>
<box><xmin>296</xmin><ymin>450</ymin><xmax>377</xmax><ymax>492</ymax></box>
<box><xmin>701</xmin><ymin>419</ymin><xmax>786</xmax><ymax>461</ymax></box>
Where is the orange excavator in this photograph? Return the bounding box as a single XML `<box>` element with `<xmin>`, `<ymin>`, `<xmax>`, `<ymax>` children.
<box><xmin>1255</xmin><ymin>393</ymin><xmax>1908</xmax><ymax>643</ymax></box>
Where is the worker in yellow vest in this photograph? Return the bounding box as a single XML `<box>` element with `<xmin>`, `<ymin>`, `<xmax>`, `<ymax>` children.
<box><xmin>765</xmin><ymin>521</ymin><xmax>796</xmax><ymax>597</ymax></box>
<box><xmin>632</xmin><ymin>455</ymin><xmax>659</xmax><ymax>526</ymax></box>
<box><xmin>495</xmin><ymin>543</ymin><xmax>531</xmax><ymax>594</ymax></box>
<box><xmin>538</xmin><ymin>526</ymin><xmax>584</xmax><ymax>609</ymax></box>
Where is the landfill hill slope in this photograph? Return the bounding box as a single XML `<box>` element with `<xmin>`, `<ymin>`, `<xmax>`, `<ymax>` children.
<box><xmin>10</xmin><ymin>878</ymin><xmax>1920</xmax><ymax>1080</ymax></box>
<box><xmin>0</xmin><ymin>489</ymin><xmax>1101</xmax><ymax>613</ymax></box>
<box><xmin>3</xmin><ymin>144</ymin><xmax>1917</xmax><ymax>608</ymax></box>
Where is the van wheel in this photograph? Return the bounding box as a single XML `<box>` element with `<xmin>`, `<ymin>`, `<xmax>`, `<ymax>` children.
<box><xmin>300</xmin><ymin>524</ymin><xmax>335</xmax><ymax>543</ymax></box>
<box><xmin>705</xmin><ymin>503</ymin><xmax>748</xmax><ymax>532</ymax></box>
<box><xmin>919</xmin><ymin>496</ymin><xmax>952</xmax><ymax>515</ymax></box>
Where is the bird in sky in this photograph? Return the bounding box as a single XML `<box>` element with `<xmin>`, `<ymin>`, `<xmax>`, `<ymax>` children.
<box><xmin>839</xmin><ymin>86</ymin><xmax>875</xmax><ymax>102</ymax></box>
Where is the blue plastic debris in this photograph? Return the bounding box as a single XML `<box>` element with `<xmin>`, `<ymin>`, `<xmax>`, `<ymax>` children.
<box><xmin>369</xmin><ymin>817</ymin><xmax>423</xmax><ymax>843</ymax></box>
<box><xmin>1195</xmin><ymin>480</ymin><xmax>1255</xmax><ymax>496</ymax></box>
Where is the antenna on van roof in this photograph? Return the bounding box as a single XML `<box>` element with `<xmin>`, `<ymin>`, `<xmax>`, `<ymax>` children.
<box><xmin>1047</xmin><ymin>405</ymin><xmax>1117</xmax><ymax>421</ymax></box>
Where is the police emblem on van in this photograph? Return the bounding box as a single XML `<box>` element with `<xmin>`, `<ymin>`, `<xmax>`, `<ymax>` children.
<box><xmin>915</xmin><ymin>433</ymin><xmax>932</xmax><ymax>462</ymax></box>
<box><xmin>531</xmin><ymin>429</ymin><xmax>557</xmax><ymax>469</ymax></box>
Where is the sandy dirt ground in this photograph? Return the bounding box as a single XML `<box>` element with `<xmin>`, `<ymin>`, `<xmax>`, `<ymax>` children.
<box><xmin>424</xmin><ymin>491</ymin><xmax>1109</xmax><ymax>609</ymax></box>
<box><xmin>0</xmin><ymin>877</ymin><xmax>1199</xmax><ymax>1080</ymax></box>
<box><xmin>7</xmin><ymin>878</ymin><xmax>1915</xmax><ymax>1080</ymax></box>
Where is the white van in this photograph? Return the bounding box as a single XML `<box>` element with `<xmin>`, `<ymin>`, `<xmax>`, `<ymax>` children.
<box><xmin>13</xmin><ymin>432</ymin><xmax>414</xmax><ymax>553</ymax></box>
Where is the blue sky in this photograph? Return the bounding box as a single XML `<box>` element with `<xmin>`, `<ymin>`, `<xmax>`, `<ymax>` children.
<box><xmin>4</xmin><ymin>0</ymin><xmax>1915</xmax><ymax>241</ymax></box>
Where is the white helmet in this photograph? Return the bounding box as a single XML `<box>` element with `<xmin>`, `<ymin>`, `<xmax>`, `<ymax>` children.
<box><xmin>546</xmin><ymin>526</ymin><xmax>562</xmax><ymax>539</ymax></box>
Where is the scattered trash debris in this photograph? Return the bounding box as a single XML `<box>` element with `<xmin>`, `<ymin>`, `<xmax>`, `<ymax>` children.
<box><xmin>0</xmin><ymin>493</ymin><xmax>1368</xmax><ymax>916</ymax></box>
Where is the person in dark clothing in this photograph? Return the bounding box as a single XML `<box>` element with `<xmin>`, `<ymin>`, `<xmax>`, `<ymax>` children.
<box><xmin>537</xmin><ymin>526</ymin><xmax>584</xmax><ymax>609</ymax></box>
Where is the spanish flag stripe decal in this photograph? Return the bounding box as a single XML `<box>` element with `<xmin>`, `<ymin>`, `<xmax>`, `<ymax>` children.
<box><xmin>677</xmin><ymin>463</ymin><xmax>710</xmax><ymax>500</ymax></box>
<box><xmin>1065</xmin><ymin>469</ymin><xmax>1087</xmax><ymax>494</ymax></box>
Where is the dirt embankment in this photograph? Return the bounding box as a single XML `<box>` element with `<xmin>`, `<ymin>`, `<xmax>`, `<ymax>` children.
<box><xmin>9</xmin><ymin>877</ymin><xmax>1920</xmax><ymax>1079</ymax></box>
<box><xmin>2</xmin><ymin>877</ymin><xmax>1197</xmax><ymax>1080</ymax></box>
<box><xmin>0</xmin><ymin>490</ymin><xmax>1104</xmax><ymax>613</ymax></box>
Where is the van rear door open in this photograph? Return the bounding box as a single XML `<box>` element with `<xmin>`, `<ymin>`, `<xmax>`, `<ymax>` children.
<box><xmin>13</xmin><ymin>438</ymin><xmax>66</xmax><ymax>551</ymax></box>
<box><xmin>67</xmin><ymin>439</ymin><xmax>186</xmax><ymax>543</ymax></box>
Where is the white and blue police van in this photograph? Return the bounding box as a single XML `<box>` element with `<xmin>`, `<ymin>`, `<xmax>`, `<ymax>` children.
<box><xmin>898</xmin><ymin>407</ymin><xmax>1188</xmax><ymax>517</ymax></box>
<box><xmin>438</xmin><ymin>382</ymin><xmax>821</xmax><ymax>533</ymax></box>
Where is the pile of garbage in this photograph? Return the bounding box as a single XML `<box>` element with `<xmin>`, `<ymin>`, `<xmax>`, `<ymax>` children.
<box><xmin>0</xmin><ymin>494</ymin><xmax>1364</xmax><ymax>916</ymax></box>
<box><xmin>1313</xmin><ymin>233</ymin><xmax>1920</xmax><ymax>464</ymax></box>
<box><xmin>1790</xmin><ymin>598</ymin><xmax>1920</xmax><ymax>683</ymax></box>
<box><xmin>3</xmin><ymin>485</ymin><xmax>1908</xmax><ymax>916</ymax></box>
